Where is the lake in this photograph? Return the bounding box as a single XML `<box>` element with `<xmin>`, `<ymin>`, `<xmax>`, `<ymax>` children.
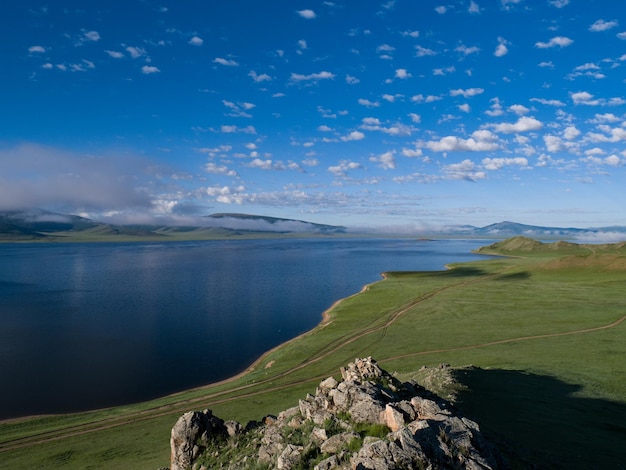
<box><xmin>0</xmin><ymin>238</ymin><xmax>492</xmax><ymax>419</ymax></box>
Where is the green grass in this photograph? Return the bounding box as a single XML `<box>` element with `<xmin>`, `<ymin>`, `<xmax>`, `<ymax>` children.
<box><xmin>1</xmin><ymin>239</ymin><xmax>626</xmax><ymax>468</ymax></box>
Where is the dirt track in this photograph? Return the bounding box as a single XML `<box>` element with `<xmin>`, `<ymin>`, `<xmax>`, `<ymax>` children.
<box><xmin>2</xmin><ymin>269</ymin><xmax>624</xmax><ymax>454</ymax></box>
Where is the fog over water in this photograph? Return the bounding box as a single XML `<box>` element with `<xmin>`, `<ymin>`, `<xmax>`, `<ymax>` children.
<box><xmin>0</xmin><ymin>238</ymin><xmax>491</xmax><ymax>419</ymax></box>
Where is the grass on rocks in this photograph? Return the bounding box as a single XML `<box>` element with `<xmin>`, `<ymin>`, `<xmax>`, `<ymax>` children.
<box><xmin>1</xmin><ymin>237</ymin><xmax>625</xmax><ymax>469</ymax></box>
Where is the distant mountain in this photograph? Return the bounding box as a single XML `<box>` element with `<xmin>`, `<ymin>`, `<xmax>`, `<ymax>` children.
<box><xmin>0</xmin><ymin>209</ymin><xmax>624</xmax><ymax>242</ymax></box>
<box><xmin>206</xmin><ymin>213</ymin><xmax>347</xmax><ymax>234</ymax></box>
<box><xmin>0</xmin><ymin>209</ymin><xmax>347</xmax><ymax>241</ymax></box>
<box><xmin>440</xmin><ymin>220</ymin><xmax>626</xmax><ymax>239</ymax></box>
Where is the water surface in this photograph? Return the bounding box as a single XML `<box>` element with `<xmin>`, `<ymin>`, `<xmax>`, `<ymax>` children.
<box><xmin>0</xmin><ymin>238</ymin><xmax>490</xmax><ymax>419</ymax></box>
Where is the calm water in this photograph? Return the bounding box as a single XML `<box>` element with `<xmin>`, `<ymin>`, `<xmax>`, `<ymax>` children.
<box><xmin>0</xmin><ymin>238</ymin><xmax>491</xmax><ymax>419</ymax></box>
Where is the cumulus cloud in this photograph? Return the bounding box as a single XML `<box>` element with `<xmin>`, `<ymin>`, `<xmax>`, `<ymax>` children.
<box><xmin>204</xmin><ymin>162</ymin><xmax>237</xmax><ymax>176</ymax></box>
<box><xmin>482</xmin><ymin>157</ymin><xmax>529</xmax><ymax>170</ymax></box>
<box><xmin>455</xmin><ymin>44</ymin><xmax>480</xmax><ymax>55</ymax></box>
<box><xmin>105</xmin><ymin>50</ymin><xmax>124</xmax><ymax>58</ymax></box>
<box><xmin>341</xmin><ymin>130</ymin><xmax>366</xmax><ymax>141</ymax></box>
<box><xmin>450</xmin><ymin>87</ymin><xmax>484</xmax><ymax>98</ymax></box>
<box><xmin>83</xmin><ymin>30</ymin><xmax>101</xmax><ymax>42</ymax></box>
<box><xmin>249</xmin><ymin>71</ymin><xmax>272</xmax><ymax>82</ymax></box>
<box><xmin>493</xmin><ymin>116</ymin><xmax>543</xmax><ymax>133</ymax></box>
<box><xmin>126</xmin><ymin>46</ymin><xmax>146</xmax><ymax>58</ymax></box>
<box><xmin>188</xmin><ymin>36</ymin><xmax>203</xmax><ymax>46</ymax></box>
<box><xmin>219</xmin><ymin>125</ymin><xmax>257</xmax><ymax>134</ymax></box>
<box><xmin>535</xmin><ymin>36</ymin><xmax>573</xmax><ymax>48</ymax></box>
<box><xmin>328</xmin><ymin>160</ymin><xmax>363</xmax><ymax>176</ymax></box>
<box><xmin>358</xmin><ymin>98</ymin><xmax>380</xmax><ymax>107</ymax></box>
<box><xmin>425</xmin><ymin>130</ymin><xmax>499</xmax><ymax>152</ymax></box>
<box><xmin>370</xmin><ymin>151</ymin><xmax>396</xmax><ymax>170</ymax></box>
<box><xmin>442</xmin><ymin>159</ymin><xmax>486</xmax><ymax>181</ymax></box>
<box><xmin>28</xmin><ymin>45</ymin><xmax>46</xmax><ymax>53</ymax></box>
<box><xmin>415</xmin><ymin>45</ymin><xmax>437</xmax><ymax>57</ymax></box>
<box><xmin>213</xmin><ymin>57</ymin><xmax>239</xmax><ymax>66</ymax></box>
<box><xmin>589</xmin><ymin>19</ymin><xmax>618</xmax><ymax>32</ymax></box>
<box><xmin>395</xmin><ymin>68</ymin><xmax>411</xmax><ymax>79</ymax></box>
<box><xmin>571</xmin><ymin>91</ymin><xmax>625</xmax><ymax>106</ymax></box>
<box><xmin>494</xmin><ymin>37</ymin><xmax>508</xmax><ymax>57</ymax></box>
<box><xmin>297</xmin><ymin>9</ymin><xmax>316</xmax><ymax>19</ymax></box>
<box><xmin>289</xmin><ymin>71</ymin><xmax>335</xmax><ymax>82</ymax></box>
<box><xmin>206</xmin><ymin>185</ymin><xmax>246</xmax><ymax>204</ymax></box>
<box><xmin>141</xmin><ymin>65</ymin><xmax>160</xmax><ymax>74</ymax></box>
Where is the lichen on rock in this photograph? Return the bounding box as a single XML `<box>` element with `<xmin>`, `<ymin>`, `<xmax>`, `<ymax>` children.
<box><xmin>169</xmin><ymin>357</ymin><xmax>506</xmax><ymax>470</ymax></box>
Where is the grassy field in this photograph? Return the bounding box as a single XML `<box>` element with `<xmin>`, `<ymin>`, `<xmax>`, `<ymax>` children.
<box><xmin>1</xmin><ymin>237</ymin><xmax>625</xmax><ymax>469</ymax></box>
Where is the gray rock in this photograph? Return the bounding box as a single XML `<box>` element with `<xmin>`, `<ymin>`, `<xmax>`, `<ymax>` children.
<box><xmin>169</xmin><ymin>358</ymin><xmax>505</xmax><ymax>470</ymax></box>
<box><xmin>319</xmin><ymin>431</ymin><xmax>360</xmax><ymax>454</ymax></box>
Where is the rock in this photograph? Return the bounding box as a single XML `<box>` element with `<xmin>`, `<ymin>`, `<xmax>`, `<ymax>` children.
<box><xmin>170</xmin><ymin>409</ymin><xmax>226</xmax><ymax>470</ymax></box>
<box><xmin>319</xmin><ymin>431</ymin><xmax>360</xmax><ymax>454</ymax></box>
<box><xmin>276</xmin><ymin>443</ymin><xmax>303</xmax><ymax>469</ymax></box>
<box><xmin>169</xmin><ymin>358</ymin><xmax>505</xmax><ymax>470</ymax></box>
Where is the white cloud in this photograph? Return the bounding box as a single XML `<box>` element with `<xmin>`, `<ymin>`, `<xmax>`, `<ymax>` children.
<box><xmin>395</xmin><ymin>68</ymin><xmax>411</xmax><ymax>79</ymax></box>
<box><xmin>468</xmin><ymin>1</ymin><xmax>480</xmax><ymax>13</ymax></box>
<box><xmin>370</xmin><ymin>151</ymin><xmax>396</xmax><ymax>170</ymax></box>
<box><xmin>415</xmin><ymin>45</ymin><xmax>437</xmax><ymax>57</ymax></box>
<box><xmin>341</xmin><ymin>130</ymin><xmax>366</xmax><ymax>141</ymax></box>
<box><xmin>530</xmin><ymin>97</ymin><xmax>565</xmax><ymax>106</ymax></box>
<box><xmin>126</xmin><ymin>46</ymin><xmax>146</xmax><ymax>59</ymax></box>
<box><xmin>346</xmin><ymin>74</ymin><xmax>360</xmax><ymax>84</ymax></box>
<box><xmin>501</xmin><ymin>0</ymin><xmax>522</xmax><ymax>10</ymax></box>
<box><xmin>563</xmin><ymin>126</ymin><xmax>580</xmax><ymax>140</ymax></box>
<box><xmin>298</xmin><ymin>39</ymin><xmax>308</xmax><ymax>50</ymax></box>
<box><xmin>83</xmin><ymin>30</ymin><xmax>101</xmax><ymax>42</ymax></box>
<box><xmin>189</xmin><ymin>36</ymin><xmax>203</xmax><ymax>46</ymax></box>
<box><xmin>213</xmin><ymin>57</ymin><xmax>239</xmax><ymax>66</ymax></box>
<box><xmin>493</xmin><ymin>116</ymin><xmax>543</xmax><ymax>133</ymax></box>
<box><xmin>494</xmin><ymin>38</ymin><xmax>508</xmax><ymax>57</ymax></box>
<box><xmin>219</xmin><ymin>125</ymin><xmax>257</xmax><ymax>134</ymax></box>
<box><xmin>249</xmin><ymin>71</ymin><xmax>271</xmax><ymax>82</ymax></box>
<box><xmin>290</xmin><ymin>71</ymin><xmax>335</xmax><ymax>82</ymax></box>
<box><xmin>408</xmin><ymin>113</ymin><xmax>421</xmax><ymax>123</ymax></box>
<box><xmin>401</xmin><ymin>147</ymin><xmax>423</xmax><ymax>158</ymax></box>
<box><xmin>426</xmin><ymin>131</ymin><xmax>499</xmax><ymax>152</ymax></box>
<box><xmin>442</xmin><ymin>159</ymin><xmax>486</xmax><ymax>181</ymax></box>
<box><xmin>317</xmin><ymin>125</ymin><xmax>333</xmax><ymax>132</ymax></box>
<box><xmin>206</xmin><ymin>185</ymin><xmax>246</xmax><ymax>204</ymax></box>
<box><xmin>458</xmin><ymin>104</ymin><xmax>471</xmax><ymax>113</ymax></box>
<box><xmin>589</xmin><ymin>19</ymin><xmax>618</xmax><ymax>32</ymax></box>
<box><xmin>204</xmin><ymin>162</ymin><xmax>237</xmax><ymax>176</ymax></box>
<box><xmin>141</xmin><ymin>65</ymin><xmax>160</xmax><ymax>74</ymax></box>
<box><xmin>435</xmin><ymin>6</ymin><xmax>447</xmax><ymax>14</ymax></box>
<box><xmin>297</xmin><ymin>9</ymin><xmax>316</xmax><ymax>19</ymax></box>
<box><xmin>571</xmin><ymin>91</ymin><xmax>602</xmax><ymax>106</ymax></box>
<box><xmin>328</xmin><ymin>160</ymin><xmax>363</xmax><ymax>176</ymax></box>
<box><xmin>482</xmin><ymin>157</ymin><xmax>529</xmax><ymax>170</ymax></box>
<box><xmin>358</xmin><ymin>98</ymin><xmax>380</xmax><ymax>107</ymax></box>
<box><xmin>618</xmin><ymin>32</ymin><xmax>626</xmax><ymax>40</ymax></box>
<box><xmin>455</xmin><ymin>45</ymin><xmax>480</xmax><ymax>55</ymax></box>
<box><xmin>589</xmin><ymin>113</ymin><xmax>620</xmax><ymax>123</ymax></box>
<box><xmin>509</xmin><ymin>104</ymin><xmax>529</xmax><ymax>115</ymax></box>
<box><xmin>535</xmin><ymin>36</ymin><xmax>574</xmax><ymax>48</ymax></box>
<box><xmin>550</xmin><ymin>0</ymin><xmax>569</xmax><ymax>7</ymax></box>
<box><xmin>402</xmin><ymin>30</ymin><xmax>420</xmax><ymax>38</ymax></box>
<box><xmin>28</xmin><ymin>45</ymin><xmax>46</xmax><ymax>53</ymax></box>
<box><xmin>105</xmin><ymin>50</ymin><xmax>124</xmax><ymax>58</ymax></box>
<box><xmin>450</xmin><ymin>87</ymin><xmax>484</xmax><ymax>98</ymax></box>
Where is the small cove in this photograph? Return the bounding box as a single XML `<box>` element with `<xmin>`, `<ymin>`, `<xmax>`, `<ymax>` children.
<box><xmin>0</xmin><ymin>238</ymin><xmax>490</xmax><ymax>419</ymax></box>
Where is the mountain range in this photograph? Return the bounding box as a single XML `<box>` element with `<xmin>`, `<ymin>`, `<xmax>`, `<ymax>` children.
<box><xmin>0</xmin><ymin>209</ymin><xmax>624</xmax><ymax>242</ymax></box>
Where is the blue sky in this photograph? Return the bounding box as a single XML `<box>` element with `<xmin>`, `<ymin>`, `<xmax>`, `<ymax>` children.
<box><xmin>1</xmin><ymin>0</ymin><xmax>625</xmax><ymax>230</ymax></box>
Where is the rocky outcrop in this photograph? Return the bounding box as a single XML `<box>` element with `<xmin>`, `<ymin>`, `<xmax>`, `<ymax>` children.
<box><xmin>169</xmin><ymin>357</ymin><xmax>505</xmax><ymax>469</ymax></box>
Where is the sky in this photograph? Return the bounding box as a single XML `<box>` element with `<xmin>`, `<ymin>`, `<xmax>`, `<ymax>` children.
<box><xmin>1</xmin><ymin>0</ymin><xmax>625</xmax><ymax>230</ymax></box>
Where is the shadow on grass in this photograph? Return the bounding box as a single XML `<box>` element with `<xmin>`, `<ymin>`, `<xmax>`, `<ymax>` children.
<box><xmin>452</xmin><ymin>368</ymin><xmax>626</xmax><ymax>469</ymax></box>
